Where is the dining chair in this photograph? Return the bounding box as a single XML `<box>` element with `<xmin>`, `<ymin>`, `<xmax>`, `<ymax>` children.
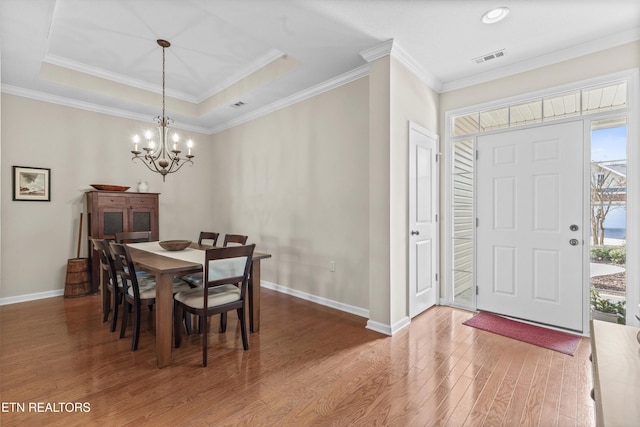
<box><xmin>109</xmin><ymin>242</ymin><xmax>192</xmax><ymax>351</ymax></box>
<box><xmin>114</xmin><ymin>231</ymin><xmax>154</xmax><ymax>283</ymax></box>
<box><xmin>115</xmin><ymin>231</ymin><xmax>152</xmax><ymax>243</ymax></box>
<box><xmin>173</xmin><ymin>244</ymin><xmax>255</xmax><ymax>367</ymax></box>
<box><xmin>223</xmin><ymin>234</ymin><xmax>248</xmax><ymax>247</ymax></box>
<box><xmin>181</xmin><ymin>232</ymin><xmax>220</xmax><ymax>288</ymax></box>
<box><xmin>198</xmin><ymin>231</ymin><xmax>219</xmax><ymax>246</ymax></box>
<box><xmin>92</xmin><ymin>238</ymin><xmax>122</xmax><ymax>332</ymax></box>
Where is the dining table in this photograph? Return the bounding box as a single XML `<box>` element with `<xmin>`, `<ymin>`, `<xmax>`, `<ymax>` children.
<box><xmin>115</xmin><ymin>241</ymin><xmax>271</xmax><ymax>368</ymax></box>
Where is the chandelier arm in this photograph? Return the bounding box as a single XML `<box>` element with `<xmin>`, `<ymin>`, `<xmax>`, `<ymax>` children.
<box><xmin>132</xmin><ymin>155</ymin><xmax>162</xmax><ymax>173</ymax></box>
<box><xmin>163</xmin><ymin>158</ymin><xmax>194</xmax><ymax>174</ymax></box>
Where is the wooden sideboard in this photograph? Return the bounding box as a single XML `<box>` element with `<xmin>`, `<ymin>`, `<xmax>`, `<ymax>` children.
<box><xmin>590</xmin><ymin>319</ymin><xmax>640</xmax><ymax>426</ymax></box>
<box><xmin>86</xmin><ymin>190</ymin><xmax>159</xmax><ymax>293</ymax></box>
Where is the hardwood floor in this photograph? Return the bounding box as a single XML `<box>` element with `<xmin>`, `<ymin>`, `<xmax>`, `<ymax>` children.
<box><xmin>0</xmin><ymin>289</ymin><xmax>594</xmax><ymax>426</ymax></box>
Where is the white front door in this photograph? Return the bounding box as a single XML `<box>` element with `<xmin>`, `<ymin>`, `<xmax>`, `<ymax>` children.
<box><xmin>409</xmin><ymin>122</ymin><xmax>439</xmax><ymax>318</ymax></box>
<box><xmin>477</xmin><ymin>121</ymin><xmax>584</xmax><ymax>331</ymax></box>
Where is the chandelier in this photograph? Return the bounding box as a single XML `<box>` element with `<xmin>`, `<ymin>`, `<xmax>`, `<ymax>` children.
<box><xmin>131</xmin><ymin>39</ymin><xmax>194</xmax><ymax>181</ymax></box>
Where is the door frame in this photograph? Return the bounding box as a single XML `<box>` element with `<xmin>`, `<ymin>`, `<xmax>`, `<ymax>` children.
<box><xmin>408</xmin><ymin>121</ymin><xmax>440</xmax><ymax>318</ymax></box>
<box><xmin>443</xmin><ymin>69</ymin><xmax>640</xmax><ymax>332</ymax></box>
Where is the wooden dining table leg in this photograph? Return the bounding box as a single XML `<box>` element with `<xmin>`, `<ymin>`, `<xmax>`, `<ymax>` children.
<box><xmin>155</xmin><ymin>272</ymin><xmax>173</xmax><ymax>368</ymax></box>
<box><xmin>100</xmin><ymin>268</ymin><xmax>109</xmax><ymax>321</ymax></box>
<box><xmin>249</xmin><ymin>259</ymin><xmax>261</xmax><ymax>333</ymax></box>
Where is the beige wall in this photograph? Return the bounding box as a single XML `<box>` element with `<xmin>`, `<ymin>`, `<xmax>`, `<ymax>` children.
<box><xmin>367</xmin><ymin>56</ymin><xmax>392</xmax><ymax>325</ymax></box>
<box><xmin>389</xmin><ymin>57</ymin><xmax>439</xmax><ymax>326</ymax></box>
<box><xmin>367</xmin><ymin>53</ymin><xmax>439</xmax><ymax>331</ymax></box>
<box><xmin>5</xmin><ymin>41</ymin><xmax>632</xmax><ymax>327</ymax></box>
<box><xmin>440</xmin><ymin>41</ymin><xmax>640</xmax><ymax>131</ymax></box>
<box><xmin>209</xmin><ymin>78</ymin><xmax>371</xmax><ymax>310</ymax></box>
<box><xmin>0</xmin><ymin>95</ymin><xmax>213</xmax><ymax>300</ymax></box>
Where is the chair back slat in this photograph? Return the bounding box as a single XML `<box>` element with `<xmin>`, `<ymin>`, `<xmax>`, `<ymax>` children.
<box><xmin>223</xmin><ymin>234</ymin><xmax>248</xmax><ymax>247</ymax></box>
<box><xmin>198</xmin><ymin>232</ymin><xmax>219</xmax><ymax>246</ymax></box>
<box><xmin>115</xmin><ymin>231</ymin><xmax>151</xmax><ymax>244</ymax></box>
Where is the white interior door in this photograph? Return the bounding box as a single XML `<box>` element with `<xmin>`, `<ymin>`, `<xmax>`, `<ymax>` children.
<box><xmin>477</xmin><ymin>121</ymin><xmax>584</xmax><ymax>331</ymax></box>
<box><xmin>409</xmin><ymin>122</ymin><xmax>439</xmax><ymax>318</ymax></box>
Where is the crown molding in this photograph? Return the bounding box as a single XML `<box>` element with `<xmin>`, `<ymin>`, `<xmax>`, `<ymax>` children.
<box><xmin>43</xmin><ymin>54</ymin><xmax>194</xmax><ymax>102</ymax></box>
<box><xmin>209</xmin><ymin>64</ymin><xmax>369</xmax><ymax>134</ymax></box>
<box><xmin>359</xmin><ymin>39</ymin><xmax>395</xmax><ymax>63</ymax></box>
<box><xmin>359</xmin><ymin>39</ymin><xmax>442</xmax><ymax>92</ymax></box>
<box><xmin>389</xmin><ymin>41</ymin><xmax>442</xmax><ymax>92</ymax></box>
<box><xmin>1</xmin><ymin>84</ymin><xmax>209</xmax><ymax>134</ymax></box>
<box><xmin>2</xmin><ymin>60</ymin><xmax>369</xmax><ymax>137</ymax></box>
<box><xmin>43</xmin><ymin>49</ymin><xmax>287</xmax><ymax>106</ymax></box>
<box><xmin>440</xmin><ymin>27</ymin><xmax>640</xmax><ymax>93</ymax></box>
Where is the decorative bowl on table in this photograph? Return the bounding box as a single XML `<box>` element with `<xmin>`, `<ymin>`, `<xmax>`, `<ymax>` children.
<box><xmin>90</xmin><ymin>184</ymin><xmax>130</xmax><ymax>192</ymax></box>
<box><xmin>159</xmin><ymin>240</ymin><xmax>191</xmax><ymax>251</ymax></box>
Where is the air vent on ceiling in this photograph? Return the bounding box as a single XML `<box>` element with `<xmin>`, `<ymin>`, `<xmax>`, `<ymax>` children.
<box><xmin>231</xmin><ymin>101</ymin><xmax>246</xmax><ymax>108</ymax></box>
<box><xmin>472</xmin><ymin>49</ymin><xmax>507</xmax><ymax>64</ymax></box>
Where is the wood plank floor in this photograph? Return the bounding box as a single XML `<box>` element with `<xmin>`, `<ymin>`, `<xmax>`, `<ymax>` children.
<box><xmin>0</xmin><ymin>289</ymin><xmax>594</xmax><ymax>426</ymax></box>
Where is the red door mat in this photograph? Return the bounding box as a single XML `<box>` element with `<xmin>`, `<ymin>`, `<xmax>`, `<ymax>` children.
<box><xmin>463</xmin><ymin>311</ymin><xmax>582</xmax><ymax>356</ymax></box>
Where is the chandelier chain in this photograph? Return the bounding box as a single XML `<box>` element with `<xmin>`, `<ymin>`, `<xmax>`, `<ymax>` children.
<box><xmin>162</xmin><ymin>44</ymin><xmax>166</xmax><ymax>123</ymax></box>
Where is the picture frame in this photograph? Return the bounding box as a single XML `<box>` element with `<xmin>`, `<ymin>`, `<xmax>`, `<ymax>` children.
<box><xmin>12</xmin><ymin>166</ymin><xmax>51</xmax><ymax>201</ymax></box>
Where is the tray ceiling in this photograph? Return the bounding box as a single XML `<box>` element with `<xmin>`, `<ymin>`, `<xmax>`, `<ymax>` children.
<box><xmin>2</xmin><ymin>0</ymin><xmax>639</xmax><ymax>134</ymax></box>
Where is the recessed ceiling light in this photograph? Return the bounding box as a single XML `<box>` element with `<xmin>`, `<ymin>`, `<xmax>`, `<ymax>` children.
<box><xmin>482</xmin><ymin>7</ymin><xmax>510</xmax><ymax>24</ymax></box>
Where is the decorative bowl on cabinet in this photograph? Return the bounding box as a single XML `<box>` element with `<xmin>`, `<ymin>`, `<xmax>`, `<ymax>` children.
<box><xmin>90</xmin><ymin>184</ymin><xmax>130</xmax><ymax>192</ymax></box>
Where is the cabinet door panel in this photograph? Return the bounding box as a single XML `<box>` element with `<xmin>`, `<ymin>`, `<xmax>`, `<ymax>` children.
<box><xmin>131</xmin><ymin>210</ymin><xmax>152</xmax><ymax>232</ymax></box>
<box><xmin>102</xmin><ymin>210</ymin><xmax>125</xmax><ymax>236</ymax></box>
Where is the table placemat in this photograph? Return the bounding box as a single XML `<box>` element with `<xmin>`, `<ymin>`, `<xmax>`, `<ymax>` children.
<box><xmin>128</xmin><ymin>241</ymin><xmax>246</xmax><ymax>279</ymax></box>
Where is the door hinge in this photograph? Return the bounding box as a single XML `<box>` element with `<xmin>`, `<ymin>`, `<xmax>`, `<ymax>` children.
<box><xmin>476</xmin><ymin>218</ymin><xmax>479</xmax><ymax>227</ymax></box>
<box><xmin>476</xmin><ymin>286</ymin><xmax>479</xmax><ymax>295</ymax></box>
<box><xmin>476</xmin><ymin>150</ymin><xmax>479</xmax><ymax>160</ymax></box>
<box><xmin>435</xmin><ymin>153</ymin><xmax>440</xmax><ymax>162</ymax></box>
<box><xmin>435</xmin><ymin>214</ymin><xmax>439</xmax><ymax>222</ymax></box>
<box><xmin>435</xmin><ymin>273</ymin><xmax>439</xmax><ymax>281</ymax></box>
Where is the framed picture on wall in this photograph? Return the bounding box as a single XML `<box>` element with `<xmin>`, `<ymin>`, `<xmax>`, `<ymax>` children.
<box><xmin>12</xmin><ymin>166</ymin><xmax>51</xmax><ymax>201</ymax></box>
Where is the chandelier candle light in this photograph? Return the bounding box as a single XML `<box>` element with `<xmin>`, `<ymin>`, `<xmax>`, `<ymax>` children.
<box><xmin>131</xmin><ymin>39</ymin><xmax>194</xmax><ymax>181</ymax></box>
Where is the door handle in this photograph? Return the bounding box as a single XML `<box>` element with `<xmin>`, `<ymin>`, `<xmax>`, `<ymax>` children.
<box><xmin>411</xmin><ymin>230</ymin><xmax>420</xmax><ymax>236</ymax></box>
<box><xmin>569</xmin><ymin>239</ymin><xmax>579</xmax><ymax>246</ymax></box>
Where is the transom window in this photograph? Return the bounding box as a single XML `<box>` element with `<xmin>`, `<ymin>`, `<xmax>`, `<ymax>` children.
<box><xmin>452</xmin><ymin>81</ymin><xmax>627</xmax><ymax>137</ymax></box>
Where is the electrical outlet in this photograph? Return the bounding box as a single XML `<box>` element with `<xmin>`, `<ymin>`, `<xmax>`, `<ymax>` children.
<box><xmin>329</xmin><ymin>260</ymin><xmax>336</xmax><ymax>272</ymax></box>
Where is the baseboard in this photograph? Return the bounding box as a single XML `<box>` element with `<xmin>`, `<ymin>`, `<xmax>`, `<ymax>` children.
<box><xmin>366</xmin><ymin>316</ymin><xmax>410</xmax><ymax>336</ymax></box>
<box><xmin>261</xmin><ymin>281</ymin><xmax>416</xmax><ymax>336</ymax></box>
<box><xmin>0</xmin><ymin>289</ymin><xmax>65</xmax><ymax>306</ymax></box>
<box><xmin>261</xmin><ymin>280</ymin><xmax>369</xmax><ymax>319</ymax></box>
<box><xmin>365</xmin><ymin>319</ymin><xmax>392</xmax><ymax>335</ymax></box>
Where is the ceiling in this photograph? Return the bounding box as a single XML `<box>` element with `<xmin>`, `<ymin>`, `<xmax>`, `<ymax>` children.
<box><xmin>2</xmin><ymin>0</ymin><xmax>639</xmax><ymax>135</ymax></box>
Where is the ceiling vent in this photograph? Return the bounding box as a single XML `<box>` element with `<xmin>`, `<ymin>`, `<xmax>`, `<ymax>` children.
<box><xmin>230</xmin><ymin>101</ymin><xmax>246</xmax><ymax>108</ymax></box>
<box><xmin>472</xmin><ymin>49</ymin><xmax>506</xmax><ymax>64</ymax></box>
